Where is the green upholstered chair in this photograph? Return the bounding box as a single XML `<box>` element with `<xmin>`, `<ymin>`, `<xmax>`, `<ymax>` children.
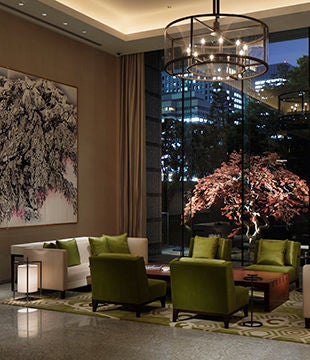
<box><xmin>170</xmin><ymin>258</ymin><xmax>249</xmax><ymax>328</ymax></box>
<box><xmin>89</xmin><ymin>253</ymin><xmax>167</xmax><ymax>317</ymax></box>
<box><xmin>244</xmin><ymin>239</ymin><xmax>301</xmax><ymax>287</ymax></box>
<box><xmin>188</xmin><ymin>235</ymin><xmax>232</xmax><ymax>261</ymax></box>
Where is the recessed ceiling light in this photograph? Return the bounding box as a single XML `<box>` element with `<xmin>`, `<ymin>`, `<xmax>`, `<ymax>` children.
<box><xmin>82</xmin><ymin>30</ymin><xmax>87</xmax><ymax>34</ymax></box>
<box><xmin>42</xmin><ymin>13</ymin><xmax>47</xmax><ymax>17</ymax></box>
<box><xmin>18</xmin><ymin>2</ymin><xmax>24</xmax><ymax>6</ymax></box>
<box><xmin>63</xmin><ymin>22</ymin><xmax>68</xmax><ymax>26</ymax></box>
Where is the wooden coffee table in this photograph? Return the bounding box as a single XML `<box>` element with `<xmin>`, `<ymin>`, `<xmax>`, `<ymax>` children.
<box><xmin>146</xmin><ymin>264</ymin><xmax>289</xmax><ymax>312</ymax></box>
<box><xmin>233</xmin><ymin>269</ymin><xmax>289</xmax><ymax>312</ymax></box>
<box><xmin>145</xmin><ymin>264</ymin><xmax>170</xmax><ymax>279</ymax></box>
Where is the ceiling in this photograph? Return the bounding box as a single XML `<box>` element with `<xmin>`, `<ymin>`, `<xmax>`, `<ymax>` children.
<box><xmin>0</xmin><ymin>0</ymin><xmax>309</xmax><ymax>55</ymax></box>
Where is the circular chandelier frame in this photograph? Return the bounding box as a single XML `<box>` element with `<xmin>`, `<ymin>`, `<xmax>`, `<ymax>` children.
<box><xmin>164</xmin><ymin>11</ymin><xmax>269</xmax><ymax>81</ymax></box>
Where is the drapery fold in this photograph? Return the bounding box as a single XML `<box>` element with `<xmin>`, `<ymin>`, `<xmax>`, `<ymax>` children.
<box><xmin>119</xmin><ymin>53</ymin><xmax>146</xmax><ymax>237</ymax></box>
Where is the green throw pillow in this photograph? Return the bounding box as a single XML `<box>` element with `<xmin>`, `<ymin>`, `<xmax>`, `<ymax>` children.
<box><xmin>285</xmin><ymin>240</ymin><xmax>298</xmax><ymax>266</ymax></box>
<box><xmin>56</xmin><ymin>238</ymin><xmax>81</xmax><ymax>267</ymax></box>
<box><xmin>89</xmin><ymin>236</ymin><xmax>110</xmax><ymax>256</ymax></box>
<box><xmin>43</xmin><ymin>242</ymin><xmax>57</xmax><ymax>249</ymax></box>
<box><xmin>103</xmin><ymin>233</ymin><xmax>130</xmax><ymax>254</ymax></box>
<box><xmin>192</xmin><ymin>235</ymin><xmax>219</xmax><ymax>259</ymax></box>
<box><xmin>257</xmin><ymin>239</ymin><xmax>287</xmax><ymax>266</ymax></box>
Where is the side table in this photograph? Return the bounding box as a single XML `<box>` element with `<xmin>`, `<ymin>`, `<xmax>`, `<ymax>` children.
<box><xmin>241</xmin><ymin>274</ymin><xmax>263</xmax><ymax>328</ymax></box>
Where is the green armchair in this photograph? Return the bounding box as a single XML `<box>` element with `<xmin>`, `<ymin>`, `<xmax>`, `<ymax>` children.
<box><xmin>170</xmin><ymin>258</ymin><xmax>249</xmax><ymax>328</ymax></box>
<box><xmin>89</xmin><ymin>253</ymin><xmax>167</xmax><ymax>317</ymax></box>
<box><xmin>244</xmin><ymin>239</ymin><xmax>301</xmax><ymax>287</ymax></box>
<box><xmin>188</xmin><ymin>235</ymin><xmax>232</xmax><ymax>261</ymax></box>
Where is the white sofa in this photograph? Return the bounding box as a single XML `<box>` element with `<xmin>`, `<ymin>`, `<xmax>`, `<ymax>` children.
<box><xmin>303</xmin><ymin>264</ymin><xmax>310</xmax><ymax>328</ymax></box>
<box><xmin>11</xmin><ymin>236</ymin><xmax>148</xmax><ymax>298</ymax></box>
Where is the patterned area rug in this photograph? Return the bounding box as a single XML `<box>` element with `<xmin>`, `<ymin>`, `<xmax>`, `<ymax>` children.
<box><xmin>2</xmin><ymin>290</ymin><xmax>309</xmax><ymax>344</ymax></box>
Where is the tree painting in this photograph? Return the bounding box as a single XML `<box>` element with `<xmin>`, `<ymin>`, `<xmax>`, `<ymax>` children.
<box><xmin>184</xmin><ymin>151</ymin><xmax>309</xmax><ymax>243</ymax></box>
<box><xmin>0</xmin><ymin>70</ymin><xmax>77</xmax><ymax>227</ymax></box>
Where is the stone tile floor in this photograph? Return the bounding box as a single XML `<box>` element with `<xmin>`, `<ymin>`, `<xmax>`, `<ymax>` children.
<box><xmin>0</xmin><ymin>282</ymin><xmax>309</xmax><ymax>359</ymax></box>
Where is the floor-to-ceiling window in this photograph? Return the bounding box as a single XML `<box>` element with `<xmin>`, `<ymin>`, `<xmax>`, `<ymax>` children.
<box><xmin>154</xmin><ymin>27</ymin><xmax>309</xmax><ymax>262</ymax></box>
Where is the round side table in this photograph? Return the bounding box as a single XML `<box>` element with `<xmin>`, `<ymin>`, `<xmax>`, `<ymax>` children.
<box><xmin>241</xmin><ymin>274</ymin><xmax>263</xmax><ymax>327</ymax></box>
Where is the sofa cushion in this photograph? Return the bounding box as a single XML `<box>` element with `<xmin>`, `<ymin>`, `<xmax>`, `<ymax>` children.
<box><xmin>192</xmin><ymin>236</ymin><xmax>219</xmax><ymax>259</ymax></box>
<box><xmin>56</xmin><ymin>238</ymin><xmax>81</xmax><ymax>267</ymax></box>
<box><xmin>67</xmin><ymin>263</ymin><xmax>91</xmax><ymax>289</ymax></box>
<box><xmin>285</xmin><ymin>240</ymin><xmax>298</xmax><ymax>266</ymax></box>
<box><xmin>179</xmin><ymin>257</ymin><xmax>226</xmax><ymax>265</ymax></box>
<box><xmin>257</xmin><ymin>239</ymin><xmax>287</xmax><ymax>266</ymax></box>
<box><xmin>104</xmin><ymin>233</ymin><xmax>130</xmax><ymax>254</ymax></box>
<box><xmin>244</xmin><ymin>264</ymin><xmax>295</xmax><ymax>283</ymax></box>
<box><xmin>89</xmin><ymin>236</ymin><xmax>110</xmax><ymax>256</ymax></box>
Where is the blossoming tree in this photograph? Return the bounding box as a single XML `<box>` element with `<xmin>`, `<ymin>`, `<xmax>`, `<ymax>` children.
<box><xmin>184</xmin><ymin>151</ymin><xmax>309</xmax><ymax>243</ymax></box>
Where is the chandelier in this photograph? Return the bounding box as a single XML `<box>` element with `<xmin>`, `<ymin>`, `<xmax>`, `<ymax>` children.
<box><xmin>164</xmin><ymin>0</ymin><xmax>269</xmax><ymax>81</ymax></box>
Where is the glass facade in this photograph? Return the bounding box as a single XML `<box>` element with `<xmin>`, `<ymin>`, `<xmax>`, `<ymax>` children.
<box><xmin>158</xmin><ymin>27</ymin><xmax>309</xmax><ymax>263</ymax></box>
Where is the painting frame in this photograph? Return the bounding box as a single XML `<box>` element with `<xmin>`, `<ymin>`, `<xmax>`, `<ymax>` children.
<box><xmin>0</xmin><ymin>66</ymin><xmax>78</xmax><ymax>228</ymax></box>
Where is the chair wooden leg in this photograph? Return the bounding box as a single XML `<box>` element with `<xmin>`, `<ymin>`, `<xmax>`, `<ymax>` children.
<box><xmin>92</xmin><ymin>299</ymin><xmax>98</xmax><ymax>312</ymax></box>
<box><xmin>172</xmin><ymin>309</ymin><xmax>179</xmax><ymax>322</ymax></box>
<box><xmin>60</xmin><ymin>291</ymin><xmax>65</xmax><ymax>299</ymax></box>
<box><xmin>135</xmin><ymin>306</ymin><xmax>142</xmax><ymax>318</ymax></box>
<box><xmin>243</xmin><ymin>305</ymin><xmax>249</xmax><ymax>317</ymax></box>
<box><xmin>224</xmin><ymin>316</ymin><xmax>230</xmax><ymax>329</ymax></box>
<box><xmin>306</xmin><ymin>318</ymin><xmax>310</xmax><ymax>329</ymax></box>
<box><xmin>160</xmin><ymin>296</ymin><xmax>166</xmax><ymax>308</ymax></box>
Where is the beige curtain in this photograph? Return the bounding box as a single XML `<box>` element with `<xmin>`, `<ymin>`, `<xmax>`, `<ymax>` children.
<box><xmin>119</xmin><ymin>53</ymin><xmax>146</xmax><ymax>237</ymax></box>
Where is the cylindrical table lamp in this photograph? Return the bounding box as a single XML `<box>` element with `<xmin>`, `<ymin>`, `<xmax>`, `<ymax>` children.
<box><xmin>17</xmin><ymin>264</ymin><xmax>38</xmax><ymax>294</ymax></box>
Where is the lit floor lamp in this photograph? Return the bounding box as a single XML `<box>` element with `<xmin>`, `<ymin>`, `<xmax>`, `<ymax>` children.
<box><xmin>14</xmin><ymin>258</ymin><xmax>42</xmax><ymax>301</ymax></box>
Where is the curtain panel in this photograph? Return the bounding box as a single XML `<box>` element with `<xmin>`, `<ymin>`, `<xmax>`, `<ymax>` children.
<box><xmin>119</xmin><ymin>53</ymin><xmax>146</xmax><ymax>237</ymax></box>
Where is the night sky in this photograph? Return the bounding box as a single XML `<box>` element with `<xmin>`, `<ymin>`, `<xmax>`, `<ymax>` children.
<box><xmin>269</xmin><ymin>38</ymin><xmax>308</xmax><ymax>66</ymax></box>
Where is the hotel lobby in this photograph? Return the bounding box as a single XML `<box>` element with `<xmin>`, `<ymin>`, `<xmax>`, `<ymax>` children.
<box><xmin>0</xmin><ymin>1</ymin><xmax>309</xmax><ymax>358</ymax></box>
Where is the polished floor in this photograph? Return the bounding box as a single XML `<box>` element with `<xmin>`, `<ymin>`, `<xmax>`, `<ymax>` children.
<box><xmin>0</xmin><ymin>282</ymin><xmax>309</xmax><ymax>360</ymax></box>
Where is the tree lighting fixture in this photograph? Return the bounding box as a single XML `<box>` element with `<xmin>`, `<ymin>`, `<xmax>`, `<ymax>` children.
<box><xmin>164</xmin><ymin>0</ymin><xmax>269</xmax><ymax>81</ymax></box>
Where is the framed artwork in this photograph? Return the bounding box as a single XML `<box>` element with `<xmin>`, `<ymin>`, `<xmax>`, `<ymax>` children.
<box><xmin>0</xmin><ymin>66</ymin><xmax>78</xmax><ymax>228</ymax></box>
